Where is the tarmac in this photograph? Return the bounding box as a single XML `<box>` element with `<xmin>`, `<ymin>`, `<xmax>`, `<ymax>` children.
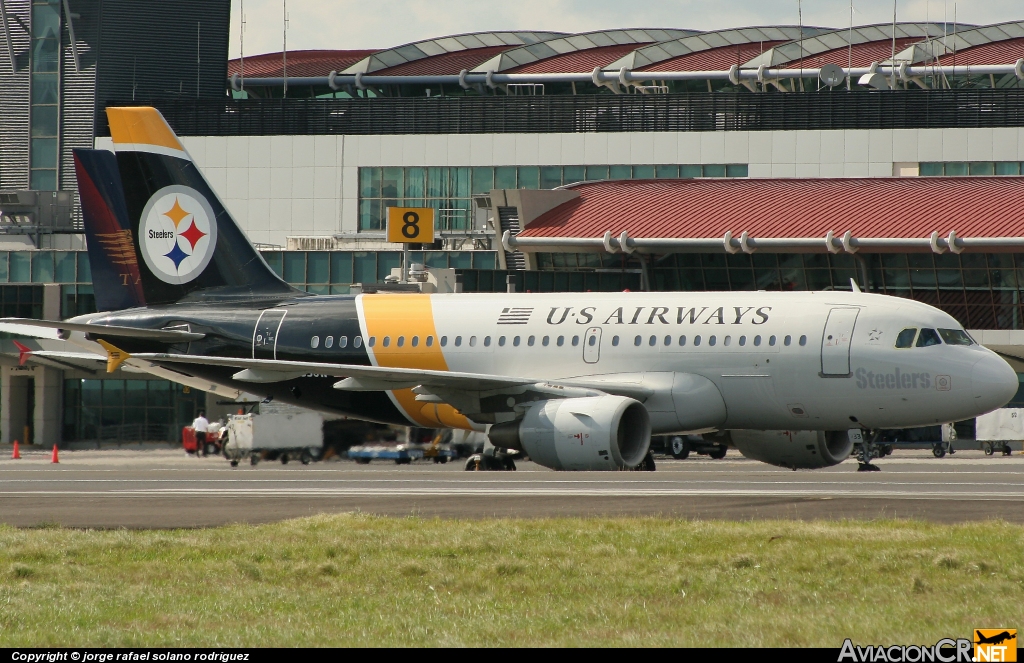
<box><xmin>1</xmin><ymin>447</ymin><xmax>1024</xmax><ymax>527</ymax></box>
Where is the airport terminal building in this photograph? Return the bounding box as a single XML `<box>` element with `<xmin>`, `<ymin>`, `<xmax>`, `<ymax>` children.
<box><xmin>2</xmin><ymin>1</ymin><xmax>1024</xmax><ymax>446</ymax></box>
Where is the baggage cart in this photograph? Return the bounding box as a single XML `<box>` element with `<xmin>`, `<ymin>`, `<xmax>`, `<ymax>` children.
<box><xmin>223</xmin><ymin>412</ymin><xmax>324</xmax><ymax>467</ymax></box>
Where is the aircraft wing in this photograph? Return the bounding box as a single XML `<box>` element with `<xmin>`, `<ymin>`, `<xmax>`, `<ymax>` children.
<box><xmin>0</xmin><ymin>318</ymin><xmax>204</xmax><ymax>342</ymax></box>
<box><xmin>134</xmin><ymin>353</ymin><xmax>653</xmax><ymax>402</ymax></box>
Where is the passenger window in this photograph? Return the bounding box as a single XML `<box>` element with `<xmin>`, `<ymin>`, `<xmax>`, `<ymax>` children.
<box><xmin>325</xmin><ymin>336</ymin><xmax>334</xmax><ymax>348</ymax></box>
<box><xmin>498</xmin><ymin>336</ymin><xmax>506</xmax><ymax>347</ymax></box>
<box><xmin>588</xmin><ymin>335</ymin><xmax>597</xmax><ymax>346</ymax></box>
<box><xmin>648</xmin><ymin>335</ymin><xmax>656</xmax><ymax>346</ymax></box>
<box><xmin>426</xmin><ymin>336</ymin><xmax>434</xmax><ymax>347</ymax></box>
<box><xmin>738</xmin><ymin>335</ymin><xmax>746</xmax><ymax>346</ymax></box>
<box><xmin>557</xmin><ymin>336</ymin><xmax>564</xmax><ymax>347</ymax></box>
<box><xmin>411</xmin><ymin>336</ymin><xmax>419</xmax><ymax>347</ymax></box>
<box><xmin>469</xmin><ymin>336</ymin><xmax>477</xmax><ymax>347</ymax></box>
<box><xmin>368</xmin><ymin>337</ymin><xmax>376</xmax><ymax>347</ymax></box>
<box><xmin>528</xmin><ymin>336</ymin><xmax>535</xmax><ymax>346</ymax></box>
<box><xmin>484</xmin><ymin>336</ymin><xmax>491</xmax><ymax>347</ymax></box>
<box><xmin>572</xmin><ymin>336</ymin><xmax>580</xmax><ymax>347</ymax></box>
<box><xmin>709</xmin><ymin>335</ymin><xmax>717</xmax><ymax>347</ymax></box>
<box><xmin>542</xmin><ymin>336</ymin><xmax>550</xmax><ymax>346</ymax></box>
<box><xmin>694</xmin><ymin>335</ymin><xmax>702</xmax><ymax>346</ymax></box>
<box><xmin>514</xmin><ymin>336</ymin><xmax>521</xmax><ymax>347</ymax></box>
<box><xmin>455</xmin><ymin>336</ymin><xmax>463</xmax><ymax>347</ymax></box>
<box><xmin>895</xmin><ymin>328</ymin><xmax>917</xmax><ymax>348</ymax></box>
<box><xmin>382</xmin><ymin>336</ymin><xmax>391</xmax><ymax>348</ymax></box>
<box><xmin>397</xmin><ymin>336</ymin><xmax>405</xmax><ymax>347</ymax></box>
<box><xmin>311</xmin><ymin>336</ymin><xmax>320</xmax><ymax>349</ymax></box>
<box><xmin>634</xmin><ymin>335</ymin><xmax>642</xmax><ymax>347</ymax></box>
<box><xmin>799</xmin><ymin>335</ymin><xmax>807</xmax><ymax>346</ymax></box>
<box><xmin>724</xmin><ymin>336</ymin><xmax>731</xmax><ymax>346</ymax></box>
<box><xmin>784</xmin><ymin>335</ymin><xmax>791</xmax><ymax>346</ymax></box>
<box><xmin>769</xmin><ymin>335</ymin><xmax>777</xmax><ymax>346</ymax></box>
<box><xmin>611</xmin><ymin>335</ymin><xmax>620</xmax><ymax>346</ymax></box>
<box><xmin>354</xmin><ymin>336</ymin><xmax>362</xmax><ymax>348</ymax></box>
<box><xmin>753</xmin><ymin>335</ymin><xmax>761</xmax><ymax>347</ymax></box>
<box><xmin>664</xmin><ymin>335</ymin><xmax>671</xmax><ymax>346</ymax></box>
<box><xmin>339</xmin><ymin>336</ymin><xmax>348</xmax><ymax>348</ymax></box>
<box><xmin>917</xmin><ymin>328</ymin><xmax>942</xmax><ymax>347</ymax></box>
<box><xmin>440</xmin><ymin>336</ymin><xmax>448</xmax><ymax>347</ymax></box>
<box><xmin>938</xmin><ymin>328</ymin><xmax>974</xmax><ymax>346</ymax></box>
<box><xmin>679</xmin><ymin>335</ymin><xmax>686</xmax><ymax>346</ymax></box>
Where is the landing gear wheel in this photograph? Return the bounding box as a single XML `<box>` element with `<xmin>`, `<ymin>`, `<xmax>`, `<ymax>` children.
<box><xmin>669</xmin><ymin>436</ymin><xmax>690</xmax><ymax>460</ymax></box>
<box><xmin>250</xmin><ymin>453</ymin><xmax>260</xmax><ymax>466</ymax></box>
<box><xmin>857</xmin><ymin>462</ymin><xmax>882</xmax><ymax>472</ymax></box>
<box><xmin>708</xmin><ymin>445</ymin><xmax>727</xmax><ymax>460</ymax></box>
<box><xmin>932</xmin><ymin>444</ymin><xmax>947</xmax><ymax>458</ymax></box>
<box><xmin>502</xmin><ymin>457</ymin><xmax>517</xmax><ymax>471</ymax></box>
<box><xmin>300</xmin><ymin>450</ymin><xmax>312</xmax><ymax>465</ymax></box>
<box><xmin>280</xmin><ymin>454</ymin><xmax>289</xmax><ymax>465</ymax></box>
<box><xmin>632</xmin><ymin>452</ymin><xmax>656</xmax><ymax>471</ymax></box>
<box><xmin>438</xmin><ymin>456</ymin><xmax>448</xmax><ymax>464</ymax></box>
<box><xmin>1004</xmin><ymin>444</ymin><xmax>1013</xmax><ymax>456</ymax></box>
<box><xmin>465</xmin><ymin>456</ymin><xmax>482</xmax><ymax>471</ymax></box>
<box><xmin>984</xmin><ymin>443</ymin><xmax>994</xmax><ymax>456</ymax></box>
<box><xmin>229</xmin><ymin>459</ymin><xmax>239</xmax><ymax>467</ymax></box>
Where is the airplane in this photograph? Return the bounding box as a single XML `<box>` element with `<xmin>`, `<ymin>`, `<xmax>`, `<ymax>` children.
<box><xmin>0</xmin><ymin>106</ymin><xmax>1017</xmax><ymax>471</ymax></box>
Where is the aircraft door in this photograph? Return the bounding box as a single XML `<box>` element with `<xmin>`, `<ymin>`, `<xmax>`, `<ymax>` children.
<box><xmin>253</xmin><ymin>309</ymin><xmax>287</xmax><ymax>359</ymax></box>
<box><xmin>820</xmin><ymin>307</ymin><xmax>859</xmax><ymax>377</ymax></box>
<box><xmin>583</xmin><ymin>327</ymin><xmax>602</xmax><ymax>363</ymax></box>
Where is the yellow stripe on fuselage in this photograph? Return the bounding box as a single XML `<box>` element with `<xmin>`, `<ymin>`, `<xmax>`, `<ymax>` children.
<box><xmin>359</xmin><ymin>294</ymin><xmax>472</xmax><ymax>430</ymax></box>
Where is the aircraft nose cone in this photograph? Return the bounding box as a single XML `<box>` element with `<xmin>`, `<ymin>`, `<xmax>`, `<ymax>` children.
<box><xmin>971</xmin><ymin>354</ymin><xmax>1019</xmax><ymax>413</ymax></box>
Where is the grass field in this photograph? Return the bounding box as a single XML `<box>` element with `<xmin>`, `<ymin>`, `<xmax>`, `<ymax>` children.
<box><xmin>1</xmin><ymin>515</ymin><xmax>1023</xmax><ymax>647</ymax></box>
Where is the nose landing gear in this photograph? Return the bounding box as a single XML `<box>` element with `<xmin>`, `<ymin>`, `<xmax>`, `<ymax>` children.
<box><xmin>857</xmin><ymin>431</ymin><xmax>882</xmax><ymax>472</ymax></box>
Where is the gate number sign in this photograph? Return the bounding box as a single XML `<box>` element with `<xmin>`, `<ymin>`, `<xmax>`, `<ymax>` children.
<box><xmin>387</xmin><ymin>207</ymin><xmax>435</xmax><ymax>244</ymax></box>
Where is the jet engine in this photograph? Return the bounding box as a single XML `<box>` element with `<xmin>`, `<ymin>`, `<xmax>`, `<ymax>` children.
<box><xmin>488</xmin><ymin>395</ymin><xmax>651</xmax><ymax>471</ymax></box>
<box><xmin>729</xmin><ymin>430</ymin><xmax>855</xmax><ymax>469</ymax></box>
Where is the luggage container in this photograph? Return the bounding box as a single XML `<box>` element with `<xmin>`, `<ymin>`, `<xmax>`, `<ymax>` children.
<box><xmin>223</xmin><ymin>412</ymin><xmax>324</xmax><ymax>467</ymax></box>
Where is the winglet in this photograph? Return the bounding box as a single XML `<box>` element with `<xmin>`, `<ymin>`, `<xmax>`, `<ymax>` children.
<box><xmin>12</xmin><ymin>340</ymin><xmax>31</xmax><ymax>366</ymax></box>
<box><xmin>850</xmin><ymin>278</ymin><xmax>862</xmax><ymax>293</ymax></box>
<box><xmin>97</xmin><ymin>339</ymin><xmax>131</xmax><ymax>373</ymax></box>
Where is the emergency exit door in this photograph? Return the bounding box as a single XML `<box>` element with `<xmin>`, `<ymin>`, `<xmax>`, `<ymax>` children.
<box><xmin>583</xmin><ymin>327</ymin><xmax>602</xmax><ymax>363</ymax></box>
<box><xmin>820</xmin><ymin>307</ymin><xmax>859</xmax><ymax>377</ymax></box>
<box><xmin>253</xmin><ymin>309</ymin><xmax>287</xmax><ymax>359</ymax></box>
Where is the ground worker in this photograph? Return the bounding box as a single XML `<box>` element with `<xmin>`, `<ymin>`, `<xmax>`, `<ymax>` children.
<box><xmin>193</xmin><ymin>411</ymin><xmax>209</xmax><ymax>457</ymax></box>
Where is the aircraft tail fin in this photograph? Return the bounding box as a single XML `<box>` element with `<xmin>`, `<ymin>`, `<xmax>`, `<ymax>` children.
<box><xmin>81</xmin><ymin>106</ymin><xmax>299</xmax><ymax>307</ymax></box>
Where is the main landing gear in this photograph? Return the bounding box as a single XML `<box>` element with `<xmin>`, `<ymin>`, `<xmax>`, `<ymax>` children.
<box><xmin>857</xmin><ymin>431</ymin><xmax>882</xmax><ymax>472</ymax></box>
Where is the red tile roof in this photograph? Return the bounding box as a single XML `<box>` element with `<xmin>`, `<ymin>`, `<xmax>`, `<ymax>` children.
<box><xmin>787</xmin><ymin>37</ymin><xmax>921</xmax><ymax>68</ymax></box>
<box><xmin>937</xmin><ymin>36</ymin><xmax>1024</xmax><ymax>65</ymax></box>
<box><xmin>639</xmin><ymin>41</ymin><xmax>787</xmax><ymax>72</ymax></box>
<box><xmin>228</xmin><ymin>50</ymin><xmax>377</xmax><ymax>78</ymax></box>
<box><xmin>519</xmin><ymin>177</ymin><xmax>1024</xmax><ymax>240</ymax></box>
<box><xmin>375</xmin><ymin>46</ymin><xmax>513</xmax><ymax>76</ymax></box>
<box><xmin>509</xmin><ymin>43</ymin><xmax>650</xmax><ymax>74</ymax></box>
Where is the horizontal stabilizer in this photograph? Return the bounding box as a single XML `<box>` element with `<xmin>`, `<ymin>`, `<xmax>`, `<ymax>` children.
<box><xmin>0</xmin><ymin>318</ymin><xmax>204</xmax><ymax>342</ymax></box>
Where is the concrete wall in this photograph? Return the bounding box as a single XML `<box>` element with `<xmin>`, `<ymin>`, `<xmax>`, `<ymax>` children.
<box><xmin>97</xmin><ymin>127</ymin><xmax>1024</xmax><ymax>247</ymax></box>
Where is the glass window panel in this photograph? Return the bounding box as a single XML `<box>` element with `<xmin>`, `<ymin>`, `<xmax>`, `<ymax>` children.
<box><xmin>262</xmin><ymin>251</ymin><xmax>283</xmax><ymax>277</ymax></box>
<box><xmin>29</xmin><ymin>137</ymin><xmax>57</xmax><ymax>167</ymax></box>
<box><xmin>359</xmin><ymin>168</ymin><xmax>381</xmax><ymax>198</ymax></box>
<box><xmin>935</xmin><ymin>269</ymin><xmax>964</xmax><ymax>288</ymax></box>
<box><xmin>451</xmin><ymin>167</ymin><xmax>470</xmax><ymax>198</ymax></box>
<box><xmin>124</xmin><ymin>381</ymin><xmax>147</xmax><ymax>407</ymax></box>
<box><xmin>726</xmin><ymin>164</ymin><xmax>748</xmax><ymax>177</ymax></box>
<box><xmin>609</xmin><ymin>165</ymin><xmax>631</xmax><ymax>180</ymax></box>
<box><xmin>562</xmin><ymin>166</ymin><xmax>585</xmax><ymax>185</ymax></box>
<box><xmin>702</xmin><ymin>164</ymin><xmax>726</xmax><ymax>177</ymax></box>
<box><xmin>944</xmin><ymin>162</ymin><xmax>968</xmax><ymax>176</ymax></box>
<box><xmin>676</xmin><ymin>164</ymin><xmax>700</xmax><ymax>178</ymax></box>
<box><xmin>426</xmin><ymin>167</ymin><xmax>446</xmax><ymax>197</ymax></box>
<box><xmin>655</xmin><ymin>165</ymin><xmax>678</xmax><ymax>178</ymax></box>
<box><xmin>961</xmin><ymin>270</ymin><xmax>990</xmax><ymax>288</ymax></box>
<box><xmin>81</xmin><ymin>379</ymin><xmax>101</xmax><ymax>407</ymax></box>
<box><xmin>995</xmin><ymin>162</ymin><xmax>1021</xmax><ymax>176</ymax></box>
<box><xmin>960</xmin><ymin>253</ymin><xmax>988</xmax><ymax>270</ymax></box>
<box><xmin>448</xmin><ymin>252</ymin><xmax>472</xmax><ymax>269</ymax></box>
<box><xmin>517</xmin><ymin>167</ymin><xmax>539</xmax><ymax>189</ymax></box>
<box><xmin>969</xmin><ymin>162</ymin><xmax>995</xmax><ymax>176</ymax></box>
<box><xmin>9</xmin><ymin>253</ymin><xmax>30</xmax><ymax>282</ymax></box>
<box><xmin>330</xmin><ymin>252</ymin><xmax>352</xmax><ymax>284</ymax></box>
<box><xmin>283</xmin><ymin>252</ymin><xmax>305</xmax><ymax>283</ymax></box>
<box><xmin>471</xmin><ymin>167</ymin><xmax>493</xmax><ymax>195</ymax></box>
<box><xmin>472</xmin><ymin>252</ymin><xmax>496</xmax><ymax>270</ymax></box>
<box><xmin>102</xmin><ymin>380</ymin><xmax>124</xmax><ymax>408</ymax></box>
<box><xmin>147</xmin><ymin>380</ymin><xmax>170</xmax><ymax>408</ymax></box>
<box><xmin>632</xmin><ymin>165</ymin><xmax>655</xmax><ymax>179</ymax></box>
<box><xmin>30</xmin><ymin>169</ymin><xmax>56</xmax><ymax>190</ymax></box>
<box><xmin>381</xmin><ymin>167</ymin><xmax>403</xmax><ymax>198</ymax></box>
<box><xmin>494</xmin><ymin>167</ymin><xmax>517</xmax><ymax>189</ymax></box>
<box><xmin>32</xmin><ymin>4</ymin><xmax>60</xmax><ymax>38</ymax></box>
<box><xmin>358</xmin><ymin>199</ymin><xmax>381</xmax><ymax>230</ymax></box>
<box><xmin>31</xmin><ymin>38</ymin><xmax>59</xmax><ymax>72</ymax></box>
<box><xmin>376</xmin><ymin>252</ymin><xmax>401</xmax><ymax>281</ymax></box>
<box><xmin>54</xmin><ymin>251</ymin><xmax>75</xmax><ymax>282</ymax></box>
<box><xmin>353</xmin><ymin>252</ymin><xmax>377</xmax><ymax>283</ymax></box>
<box><xmin>585</xmin><ymin>166</ymin><xmax>609</xmax><ymax>181</ymax></box>
<box><xmin>919</xmin><ymin>162</ymin><xmax>943</xmax><ymax>176</ymax></box>
<box><xmin>540</xmin><ymin>166</ymin><xmax>562</xmax><ymax>189</ymax></box>
<box><xmin>403</xmin><ymin>167</ymin><xmax>425</xmax><ymax>198</ymax></box>
<box><xmin>76</xmin><ymin>252</ymin><xmax>90</xmax><ymax>283</ymax></box>
<box><xmin>31</xmin><ymin>251</ymin><xmax>53</xmax><ymax>282</ymax></box>
<box><xmin>0</xmin><ymin>253</ymin><xmax>8</xmax><ymax>282</ymax></box>
<box><xmin>31</xmin><ymin>105</ymin><xmax>58</xmax><ymax>137</ymax></box>
<box><xmin>805</xmin><ymin>269</ymin><xmax>832</xmax><ymax>290</ymax></box>
<box><xmin>423</xmin><ymin>251</ymin><xmax>448</xmax><ymax>268</ymax></box>
<box><xmin>31</xmin><ymin>74</ymin><xmax>58</xmax><ymax>104</ymax></box>
<box><xmin>306</xmin><ymin>252</ymin><xmax>329</xmax><ymax>283</ymax></box>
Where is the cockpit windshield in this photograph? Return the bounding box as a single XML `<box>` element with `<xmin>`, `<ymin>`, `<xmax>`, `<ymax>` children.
<box><xmin>938</xmin><ymin>328</ymin><xmax>975</xmax><ymax>346</ymax></box>
<box><xmin>916</xmin><ymin>328</ymin><xmax>942</xmax><ymax>347</ymax></box>
<box><xmin>895</xmin><ymin>328</ymin><xmax>917</xmax><ymax>348</ymax></box>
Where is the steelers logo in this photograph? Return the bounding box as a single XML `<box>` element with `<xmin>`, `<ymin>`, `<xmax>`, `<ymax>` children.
<box><xmin>138</xmin><ymin>185</ymin><xmax>218</xmax><ymax>285</ymax></box>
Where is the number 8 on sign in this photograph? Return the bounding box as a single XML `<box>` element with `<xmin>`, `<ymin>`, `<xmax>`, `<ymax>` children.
<box><xmin>387</xmin><ymin>207</ymin><xmax>435</xmax><ymax>244</ymax></box>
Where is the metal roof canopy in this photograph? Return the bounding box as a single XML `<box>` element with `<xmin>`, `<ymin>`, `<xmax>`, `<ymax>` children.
<box><xmin>744</xmin><ymin>22</ymin><xmax>958</xmax><ymax>68</ymax></box>
<box><xmin>890</xmin><ymin>20</ymin><xmax>1024</xmax><ymax>65</ymax></box>
<box><xmin>491</xmin><ymin>178</ymin><xmax>1024</xmax><ymax>255</ymax></box>
<box><xmin>471</xmin><ymin>28</ymin><xmax>697</xmax><ymax>73</ymax></box>
<box><xmin>604</xmin><ymin>26</ymin><xmax>830</xmax><ymax>72</ymax></box>
<box><xmin>341</xmin><ymin>31</ymin><xmax>566</xmax><ymax>75</ymax></box>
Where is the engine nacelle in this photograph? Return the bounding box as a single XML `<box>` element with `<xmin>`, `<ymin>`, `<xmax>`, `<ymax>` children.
<box><xmin>730</xmin><ymin>429</ymin><xmax>856</xmax><ymax>469</ymax></box>
<box><xmin>488</xmin><ymin>395</ymin><xmax>651</xmax><ymax>471</ymax></box>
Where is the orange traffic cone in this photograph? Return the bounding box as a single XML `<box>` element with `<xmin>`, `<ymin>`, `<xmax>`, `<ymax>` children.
<box><xmin>50</xmin><ymin>444</ymin><xmax>59</xmax><ymax>464</ymax></box>
<box><xmin>11</xmin><ymin>440</ymin><xmax>20</xmax><ymax>459</ymax></box>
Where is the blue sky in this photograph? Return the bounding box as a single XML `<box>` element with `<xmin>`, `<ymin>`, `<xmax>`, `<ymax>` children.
<box><xmin>229</xmin><ymin>0</ymin><xmax>1023</xmax><ymax>57</ymax></box>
